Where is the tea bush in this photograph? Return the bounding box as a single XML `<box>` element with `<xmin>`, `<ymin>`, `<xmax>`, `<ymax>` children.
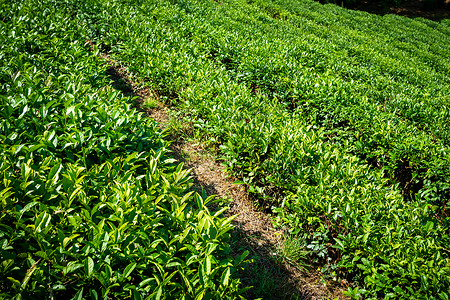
<box><xmin>70</xmin><ymin>0</ymin><xmax>450</xmax><ymax>297</ymax></box>
<box><xmin>0</xmin><ymin>1</ymin><xmax>246</xmax><ymax>299</ymax></box>
<box><xmin>4</xmin><ymin>0</ymin><xmax>449</xmax><ymax>298</ymax></box>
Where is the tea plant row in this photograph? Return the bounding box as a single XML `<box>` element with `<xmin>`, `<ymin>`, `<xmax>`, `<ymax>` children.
<box><xmin>176</xmin><ymin>0</ymin><xmax>450</xmax><ymax>206</ymax></box>
<box><xmin>0</xmin><ymin>0</ymin><xmax>247</xmax><ymax>298</ymax></box>
<box><xmin>71</xmin><ymin>0</ymin><xmax>450</xmax><ymax>298</ymax></box>
<box><xmin>247</xmin><ymin>0</ymin><xmax>450</xmax><ymax>205</ymax></box>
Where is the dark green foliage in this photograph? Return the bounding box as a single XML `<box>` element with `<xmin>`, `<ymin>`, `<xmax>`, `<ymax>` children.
<box><xmin>0</xmin><ymin>1</ymin><xmax>246</xmax><ymax>299</ymax></box>
<box><xmin>66</xmin><ymin>0</ymin><xmax>450</xmax><ymax>298</ymax></box>
<box><xmin>3</xmin><ymin>0</ymin><xmax>449</xmax><ymax>298</ymax></box>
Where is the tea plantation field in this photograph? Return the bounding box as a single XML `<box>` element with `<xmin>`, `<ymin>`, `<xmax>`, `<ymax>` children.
<box><xmin>1</xmin><ymin>0</ymin><xmax>449</xmax><ymax>299</ymax></box>
<box><xmin>0</xmin><ymin>1</ymin><xmax>247</xmax><ymax>299</ymax></box>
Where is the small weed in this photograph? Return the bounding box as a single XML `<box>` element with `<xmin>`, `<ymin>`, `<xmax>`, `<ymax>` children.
<box><xmin>143</xmin><ymin>96</ymin><xmax>160</xmax><ymax>110</ymax></box>
<box><xmin>167</xmin><ymin>111</ymin><xmax>194</xmax><ymax>137</ymax></box>
<box><xmin>277</xmin><ymin>233</ymin><xmax>310</xmax><ymax>271</ymax></box>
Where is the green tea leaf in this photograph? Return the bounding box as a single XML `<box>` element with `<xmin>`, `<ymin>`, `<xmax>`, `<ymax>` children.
<box><xmin>220</xmin><ymin>268</ymin><xmax>230</xmax><ymax>287</ymax></box>
<box><xmin>71</xmin><ymin>287</ymin><xmax>84</xmax><ymax>300</ymax></box>
<box><xmin>123</xmin><ymin>262</ymin><xmax>137</xmax><ymax>278</ymax></box>
<box><xmin>84</xmin><ymin>257</ymin><xmax>94</xmax><ymax>278</ymax></box>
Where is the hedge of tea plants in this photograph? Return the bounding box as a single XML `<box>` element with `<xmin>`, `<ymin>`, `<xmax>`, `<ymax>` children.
<box><xmin>82</xmin><ymin>0</ymin><xmax>450</xmax><ymax>206</ymax></box>
<box><xmin>67</xmin><ymin>0</ymin><xmax>450</xmax><ymax>298</ymax></box>
<box><xmin>0</xmin><ymin>1</ymin><xmax>247</xmax><ymax>299</ymax></box>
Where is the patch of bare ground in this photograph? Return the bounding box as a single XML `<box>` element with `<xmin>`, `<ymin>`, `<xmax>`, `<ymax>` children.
<box><xmin>90</xmin><ymin>42</ymin><xmax>347</xmax><ymax>299</ymax></box>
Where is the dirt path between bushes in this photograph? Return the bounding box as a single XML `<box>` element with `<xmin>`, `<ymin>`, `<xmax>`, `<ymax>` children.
<box><xmin>93</xmin><ymin>44</ymin><xmax>347</xmax><ymax>299</ymax></box>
